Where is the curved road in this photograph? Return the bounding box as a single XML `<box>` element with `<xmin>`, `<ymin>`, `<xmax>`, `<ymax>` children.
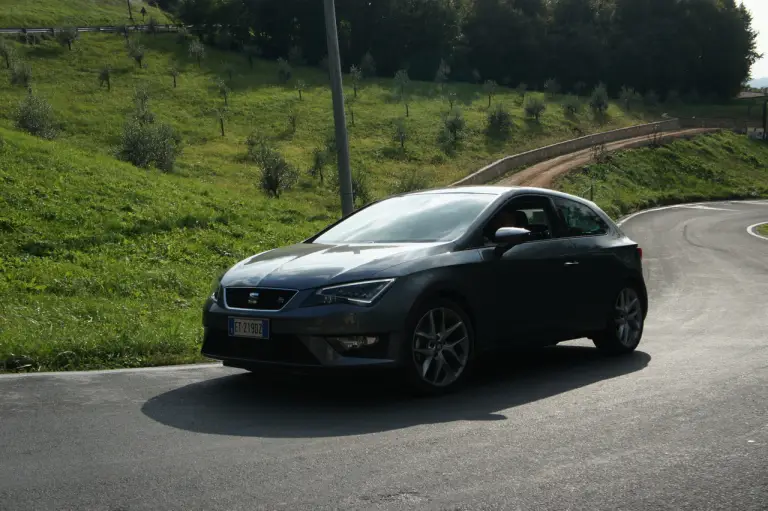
<box><xmin>1</xmin><ymin>201</ymin><xmax>767</xmax><ymax>511</ymax></box>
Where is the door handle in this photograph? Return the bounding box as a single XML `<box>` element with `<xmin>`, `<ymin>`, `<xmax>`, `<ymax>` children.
<box><xmin>564</xmin><ymin>261</ymin><xmax>580</xmax><ymax>266</ymax></box>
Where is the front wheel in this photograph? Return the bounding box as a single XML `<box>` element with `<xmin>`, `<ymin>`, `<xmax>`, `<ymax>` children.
<box><xmin>402</xmin><ymin>299</ymin><xmax>475</xmax><ymax>396</ymax></box>
<box><xmin>593</xmin><ymin>286</ymin><xmax>645</xmax><ymax>355</ymax></box>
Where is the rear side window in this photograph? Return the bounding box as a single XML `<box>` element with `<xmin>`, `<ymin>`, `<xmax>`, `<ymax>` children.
<box><xmin>553</xmin><ymin>198</ymin><xmax>610</xmax><ymax>237</ymax></box>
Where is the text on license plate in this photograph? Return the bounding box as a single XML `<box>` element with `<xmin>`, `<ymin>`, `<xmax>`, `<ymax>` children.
<box><xmin>228</xmin><ymin>317</ymin><xmax>270</xmax><ymax>339</ymax></box>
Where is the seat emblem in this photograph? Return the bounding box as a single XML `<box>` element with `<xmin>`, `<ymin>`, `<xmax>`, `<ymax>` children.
<box><xmin>247</xmin><ymin>292</ymin><xmax>260</xmax><ymax>305</ymax></box>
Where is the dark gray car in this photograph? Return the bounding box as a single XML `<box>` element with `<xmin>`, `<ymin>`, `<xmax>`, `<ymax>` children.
<box><xmin>202</xmin><ymin>186</ymin><xmax>648</xmax><ymax>394</ymax></box>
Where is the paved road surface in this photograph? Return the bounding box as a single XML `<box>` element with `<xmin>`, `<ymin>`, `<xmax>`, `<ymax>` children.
<box><xmin>2</xmin><ymin>201</ymin><xmax>767</xmax><ymax>511</ymax></box>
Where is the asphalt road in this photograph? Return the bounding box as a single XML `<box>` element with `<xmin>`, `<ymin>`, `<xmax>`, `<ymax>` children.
<box><xmin>2</xmin><ymin>200</ymin><xmax>767</xmax><ymax>511</ymax></box>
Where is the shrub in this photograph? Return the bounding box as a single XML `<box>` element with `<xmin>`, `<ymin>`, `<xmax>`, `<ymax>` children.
<box><xmin>331</xmin><ymin>168</ymin><xmax>372</xmax><ymax>206</ymax></box>
<box><xmin>119</xmin><ymin>117</ymin><xmax>181</xmax><ymax>172</ymax></box>
<box><xmin>277</xmin><ymin>58</ymin><xmax>292</xmax><ymax>83</ymax></box>
<box><xmin>147</xmin><ymin>17</ymin><xmax>159</xmax><ymax>36</ymax></box>
<box><xmin>486</xmin><ymin>104</ymin><xmax>513</xmax><ymax>137</ymax></box>
<box><xmin>98</xmin><ymin>66</ymin><xmax>111</xmax><ymax>91</ymax></box>
<box><xmin>439</xmin><ymin>109</ymin><xmax>466</xmax><ymax>151</ymax></box>
<box><xmin>15</xmin><ymin>92</ymin><xmax>57</xmax><ymax>139</ymax></box>
<box><xmin>288</xmin><ymin>46</ymin><xmax>305</xmax><ymax>66</ymax></box>
<box><xmin>0</xmin><ymin>38</ymin><xmax>16</xmax><ymax>69</ymax></box>
<box><xmin>394</xmin><ymin>69</ymin><xmax>410</xmax><ymax>116</ymax></box>
<box><xmin>308</xmin><ymin>148</ymin><xmax>328</xmax><ymax>183</ymax></box>
<box><xmin>544</xmin><ymin>78</ymin><xmax>561</xmax><ymax>96</ymax></box>
<box><xmin>246</xmin><ymin>132</ymin><xmax>271</xmax><ymax>163</ymax></box>
<box><xmin>524</xmin><ymin>97</ymin><xmax>546</xmax><ymax>121</ymax></box>
<box><xmin>175</xmin><ymin>26</ymin><xmax>190</xmax><ymax>44</ymax></box>
<box><xmin>360</xmin><ymin>51</ymin><xmax>376</xmax><ymax>77</ymax></box>
<box><xmin>188</xmin><ymin>40</ymin><xmax>205</xmax><ymax>67</ymax></box>
<box><xmin>391</xmin><ymin>169</ymin><xmax>431</xmax><ymax>195</ymax></box>
<box><xmin>573</xmin><ymin>81</ymin><xmax>587</xmax><ymax>96</ymax></box>
<box><xmin>10</xmin><ymin>62</ymin><xmax>31</xmax><ymax>88</ymax></box>
<box><xmin>589</xmin><ymin>83</ymin><xmax>609</xmax><ymax>115</ymax></box>
<box><xmin>434</xmin><ymin>58</ymin><xmax>450</xmax><ymax>85</ymax></box>
<box><xmin>472</xmin><ymin>69</ymin><xmax>481</xmax><ymax>84</ymax></box>
<box><xmin>132</xmin><ymin>85</ymin><xmax>154</xmax><ymax>124</ymax></box>
<box><xmin>258</xmin><ymin>148</ymin><xmax>299</xmax><ymax>198</ymax></box>
<box><xmin>562</xmin><ymin>95</ymin><xmax>581</xmax><ymax>116</ymax></box>
<box><xmin>446</xmin><ymin>90</ymin><xmax>458</xmax><ymax>109</ymax></box>
<box><xmin>56</xmin><ymin>27</ymin><xmax>78</xmax><ymax>50</ymax></box>
<box><xmin>215</xmin><ymin>78</ymin><xmax>230</xmax><ymax>105</ymax></box>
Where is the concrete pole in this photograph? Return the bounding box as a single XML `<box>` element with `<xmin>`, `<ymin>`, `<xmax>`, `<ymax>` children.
<box><xmin>323</xmin><ymin>0</ymin><xmax>354</xmax><ymax>217</ymax></box>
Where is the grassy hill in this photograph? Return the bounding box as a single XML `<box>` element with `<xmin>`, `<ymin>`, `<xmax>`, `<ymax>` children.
<box><xmin>0</xmin><ymin>25</ymin><xmax>765</xmax><ymax>372</ymax></box>
<box><xmin>556</xmin><ymin>131</ymin><xmax>768</xmax><ymax>219</ymax></box>
<box><xmin>0</xmin><ymin>0</ymin><xmax>172</xmax><ymax>27</ymax></box>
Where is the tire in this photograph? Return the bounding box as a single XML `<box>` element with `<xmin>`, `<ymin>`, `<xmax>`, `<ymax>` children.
<box><xmin>401</xmin><ymin>298</ymin><xmax>475</xmax><ymax>396</ymax></box>
<box><xmin>593</xmin><ymin>285</ymin><xmax>645</xmax><ymax>355</ymax></box>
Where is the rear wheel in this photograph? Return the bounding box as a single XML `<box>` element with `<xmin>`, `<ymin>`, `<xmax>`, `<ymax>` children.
<box><xmin>403</xmin><ymin>299</ymin><xmax>475</xmax><ymax>396</ymax></box>
<box><xmin>593</xmin><ymin>286</ymin><xmax>644</xmax><ymax>355</ymax></box>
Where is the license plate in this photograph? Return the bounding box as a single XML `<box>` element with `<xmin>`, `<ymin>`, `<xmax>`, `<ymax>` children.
<box><xmin>228</xmin><ymin>317</ymin><xmax>270</xmax><ymax>339</ymax></box>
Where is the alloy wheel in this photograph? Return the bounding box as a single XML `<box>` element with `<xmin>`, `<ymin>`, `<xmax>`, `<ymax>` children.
<box><xmin>615</xmin><ymin>288</ymin><xmax>643</xmax><ymax>347</ymax></box>
<box><xmin>412</xmin><ymin>307</ymin><xmax>470</xmax><ymax>388</ymax></box>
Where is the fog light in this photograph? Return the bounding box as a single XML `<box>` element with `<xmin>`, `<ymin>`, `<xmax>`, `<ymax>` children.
<box><xmin>330</xmin><ymin>336</ymin><xmax>379</xmax><ymax>351</ymax></box>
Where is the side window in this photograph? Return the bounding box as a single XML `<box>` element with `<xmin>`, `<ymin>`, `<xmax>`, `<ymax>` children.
<box><xmin>554</xmin><ymin>198</ymin><xmax>610</xmax><ymax>237</ymax></box>
<box><xmin>483</xmin><ymin>196</ymin><xmax>558</xmax><ymax>242</ymax></box>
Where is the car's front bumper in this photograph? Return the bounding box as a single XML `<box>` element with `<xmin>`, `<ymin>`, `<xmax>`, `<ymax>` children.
<box><xmin>201</xmin><ymin>290</ymin><xmax>412</xmax><ymax>369</ymax></box>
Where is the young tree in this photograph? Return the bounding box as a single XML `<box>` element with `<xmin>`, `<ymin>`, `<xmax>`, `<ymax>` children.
<box><xmin>57</xmin><ymin>27</ymin><xmax>78</xmax><ymax>51</ymax></box>
<box><xmin>244</xmin><ymin>45</ymin><xmax>261</xmax><ymax>69</ymax></box>
<box><xmin>116</xmin><ymin>24</ymin><xmax>130</xmax><ymax>41</ymax></box>
<box><xmin>0</xmin><ymin>38</ymin><xmax>17</xmax><ymax>69</ymax></box>
<box><xmin>169</xmin><ymin>64</ymin><xmax>180</xmax><ymax>88</ymax></box>
<box><xmin>188</xmin><ymin>39</ymin><xmax>205</xmax><ymax>67</ymax></box>
<box><xmin>345</xmin><ymin>96</ymin><xmax>356</xmax><ymax>126</ymax></box>
<box><xmin>295</xmin><ymin>79</ymin><xmax>306</xmax><ymax>100</ymax></box>
<box><xmin>99</xmin><ymin>65</ymin><xmax>111</xmax><ymax>91</ymax></box>
<box><xmin>516</xmin><ymin>82</ymin><xmax>528</xmax><ymax>104</ymax></box>
<box><xmin>258</xmin><ymin>148</ymin><xmax>299</xmax><ymax>198</ymax></box>
<box><xmin>434</xmin><ymin>58</ymin><xmax>450</xmax><ymax>89</ymax></box>
<box><xmin>589</xmin><ymin>83</ymin><xmax>609</xmax><ymax>116</ymax></box>
<box><xmin>446</xmin><ymin>90</ymin><xmax>457</xmax><ymax>109</ymax></box>
<box><xmin>127</xmin><ymin>38</ymin><xmax>145</xmax><ymax>67</ymax></box>
<box><xmin>350</xmin><ymin>64</ymin><xmax>363</xmax><ymax>97</ymax></box>
<box><xmin>393</xmin><ymin>118</ymin><xmax>407</xmax><ymax>150</ymax></box>
<box><xmin>308</xmin><ymin>147</ymin><xmax>328</xmax><ymax>183</ymax></box>
<box><xmin>394</xmin><ymin>69</ymin><xmax>410</xmax><ymax>117</ymax></box>
<box><xmin>562</xmin><ymin>95</ymin><xmax>581</xmax><ymax>116</ymax></box>
<box><xmin>140</xmin><ymin>6</ymin><xmax>147</xmax><ymax>21</ymax></box>
<box><xmin>224</xmin><ymin>63</ymin><xmax>236</xmax><ymax>82</ymax></box>
<box><xmin>216</xmin><ymin>78</ymin><xmax>230</xmax><ymax>105</ymax></box>
<box><xmin>544</xmin><ymin>78</ymin><xmax>561</xmax><ymax>97</ymax></box>
<box><xmin>360</xmin><ymin>51</ymin><xmax>376</xmax><ymax>78</ymax></box>
<box><xmin>483</xmin><ymin>79</ymin><xmax>497</xmax><ymax>107</ymax></box>
<box><xmin>524</xmin><ymin>97</ymin><xmax>546</xmax><ymax>121</ymax></box>
<box><xmin>472</xmin><ymin>69</ymin><xmax>481</xmax><ymax>84</ymax></box>
<box><xmin>10</xmin><ymin>62</ymin><xmax>32</xmax><ymax>88</ymax></box>
<box><xmin>216</xmin><ymin>107</ymin><xmax>227</xmax><ymax>136</ymax></box>
<box><xmin>287</xmin><ymin>109</ymin><xmax>298</xmax><ymax>133</ymax></box>
<box><xmin>486</xmin><ymin>104</ymin><xmax>513</xmax><ymax>137</ymax></box>
<box><xmin>147</xmin><ymin>16</ymin><xmax>159</xmax><ymax>36</ymax></box>
<box><xmin>277</xmin><ymin>58</ymin><xmax>292</xmax><ymax>83</ymax></box>
<box><xmin>619</xmin><ymin>86</ymin><xmax>639</xmax><ymax>110</ymax></box>
<box><xmin>439</xmin><ymin>109</ymin><xmax>466</xmax><ymax>152</ymax></box>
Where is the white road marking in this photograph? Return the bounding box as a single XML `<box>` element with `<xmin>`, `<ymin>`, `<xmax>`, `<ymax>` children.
<box><xmin>617</xmin><ymin>200</ymin><xmax>763</xmax><ymax>226</ymax></box>
<box><xmin>746</xmin><ymin>222</ymin><xmax>768</xmax><ymax>242</ymax></box>
<box><xmin>675</xmin><ymin>205</ymin><xmax>738</xmax><ymax>211</ymax></box>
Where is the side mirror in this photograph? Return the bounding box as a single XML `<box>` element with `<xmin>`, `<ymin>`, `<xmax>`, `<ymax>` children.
<box><xmin>493</xmin><ymin>227</ymin><xmax>531</xmax><ymax>248</ymax></box>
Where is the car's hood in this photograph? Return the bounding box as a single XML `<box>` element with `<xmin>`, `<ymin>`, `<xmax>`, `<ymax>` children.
<box><xmin>221</xmin><ymin>242</ymin><xmax>446</xmax><ymax>290</ymax></box>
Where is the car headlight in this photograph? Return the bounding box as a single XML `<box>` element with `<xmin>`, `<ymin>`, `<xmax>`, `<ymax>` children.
<box><xmin>308</xmin><ymin>279</ymin><xmax>395</xmax><ymax>307</ymax></box>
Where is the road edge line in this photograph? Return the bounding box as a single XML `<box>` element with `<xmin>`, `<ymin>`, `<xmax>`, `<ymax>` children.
<box><xmin>746</xmin><ymin>222</ymin><xmax>768</xmax><ymax>241</ymax></box>
<box><xmin>0</xmin><ymin>362</ymin><xmax>223</xmax><ymax>379</ymax></box>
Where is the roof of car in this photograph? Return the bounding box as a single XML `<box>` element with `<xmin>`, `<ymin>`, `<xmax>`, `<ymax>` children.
<box><xmin>411</xmin><ymin>185</ymin><xmax>584</xmax><ymax>201</ymax></box>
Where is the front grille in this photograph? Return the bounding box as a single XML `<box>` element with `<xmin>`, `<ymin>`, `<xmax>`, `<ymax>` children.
<box><xmin>203</xmin><ymin>332</ymin><xmax>320</xmax><ymax>365</ymax></box>
<box><xmin>224</xmin><ymin>287</ymin><xmax>297</xmax><ymax>311</ymax></box>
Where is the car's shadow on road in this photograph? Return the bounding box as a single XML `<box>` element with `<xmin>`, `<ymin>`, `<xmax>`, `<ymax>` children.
<box><xmin>141</xmin><ymin>345</ymin><xmax>650</xmax><ymax>438</ymax></box>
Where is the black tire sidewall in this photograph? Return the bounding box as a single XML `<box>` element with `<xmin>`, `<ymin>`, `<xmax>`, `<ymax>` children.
<box><xmin>594</xmin><ymin>285</ymin><xmax>644</xmax><ymax>354</ymax></box>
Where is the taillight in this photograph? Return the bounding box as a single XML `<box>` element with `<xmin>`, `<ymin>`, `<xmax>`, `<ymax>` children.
<box><xmin>637</xmin><ymin>247</ymin><xmax>643</xmax><ymax>260</ymax></box>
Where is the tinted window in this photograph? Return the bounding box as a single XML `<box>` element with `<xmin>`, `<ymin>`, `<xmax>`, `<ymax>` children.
<box><xmin>314</xmin><ymin>193</ymin><xmax>496</xmax><ymax>243</ymax></box>
<box><xmin>484</xmin><ymin>197</ymin><xmax>557</xmax><ymax>241</ymax></box>
<box><xmin>554</xmin><ymin>198</ymin><xmax>609</xmax><ymax>237</ymax></box>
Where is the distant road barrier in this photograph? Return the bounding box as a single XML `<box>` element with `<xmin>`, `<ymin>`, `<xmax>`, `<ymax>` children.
<box><xmin>0</xmin><ymin>24</ymin><xmax>190</xmax><ymax>35</ymax></box>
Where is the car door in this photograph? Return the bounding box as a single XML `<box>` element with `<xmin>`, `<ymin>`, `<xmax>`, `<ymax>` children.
<box><xmin>475</xmin><ymin>195</ymin><xmax>576</xmax><ymax>346</ymax></box>
<box><xmin>551</xmin><ymin>197</ymin><xmax>616</xmax><ymax>333</ymax></box>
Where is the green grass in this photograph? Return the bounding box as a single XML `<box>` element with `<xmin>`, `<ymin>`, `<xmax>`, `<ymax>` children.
<box><xmin>0</xmin><ymin>0</ymin><xmax>172</xmax><ymax>27</ymax></box>
<box><xmin>758</xmin><ymin>224</ymin><xmax>768</xmax><ymax>237</ymax></box>
<box><xmin>555</xmin><ymin>132</ymin><xmax>768</xmax><ymax>219</ymax></box>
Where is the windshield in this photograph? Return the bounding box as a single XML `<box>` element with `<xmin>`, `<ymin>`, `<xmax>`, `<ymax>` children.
<box><xmin>313</xmin><ymin>193</ymin><xmax>496</xmax><ymax>244</ymax></box>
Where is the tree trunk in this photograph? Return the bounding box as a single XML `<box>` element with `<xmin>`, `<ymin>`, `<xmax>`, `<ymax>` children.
<box><xmin>127</xmin><ymin>0</ymin><xmax>133</xmax><ymax>21</ymax></box>
<box><xmin>248</xmin><ymin>55</ymin><xmax>253</xmax><ymax>69</ymax></box>
<box><xmin>405</xmin><ymin>103</ymin><xmax>409</xmax><ymax>117</ymax></box>
<box><xmin>67</xmin><ymin>41</ymin><xmax>72</xmax><ymax>51</ymax></box>
<box><xmin>224</xmin><ymin>95</ymin><xmax>228</xmax><ymax>106</ymax></box>
<box><xmin>107</xmin><ymin>79</ymin><xmax>110</xmax><ymax>91</ymax></box>
<box><xmin>173</xmin><ymin>76</ymin><xmax>177</xmax><ymax>88</ymax></box>
<box><xmin>350</xmin><ymin>109</ymin><xmax>354</xmax><ymax>126</ymax></box>
<box><xmin>298</xmin><ymin>90</ymin><xmax>302</xmax><ymax>101</ymax></box>
<box><xmin>354</xmin><ymin>86</ymin><xmax>357</xmax><ymax>97</ymax></box>
<box><xmin>488</xmin><ymin>95</ymin><xmax>491</xmax><ymax>107</ymax></box>
<box><xmin>220</xmin><ymin>118</ymin><xmax>225</xmax><ymax>137</ymax></box>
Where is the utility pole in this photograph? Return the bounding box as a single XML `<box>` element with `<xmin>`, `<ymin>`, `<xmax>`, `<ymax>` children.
<box><xmin>763</xmin><ymin>98</ymin><xmax>767</xmax><ymax>141</ymax></box>
<box><xmin>323</xmin><ymin>0</ymin><xmax>354</xmax><ymax>217</ymax></box>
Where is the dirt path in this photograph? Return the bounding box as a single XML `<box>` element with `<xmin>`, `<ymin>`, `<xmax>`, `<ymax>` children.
<box><xmin>497</xmin><ymin>128</ymin><xmax>718</xmax><ymax>188</ymax></box>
